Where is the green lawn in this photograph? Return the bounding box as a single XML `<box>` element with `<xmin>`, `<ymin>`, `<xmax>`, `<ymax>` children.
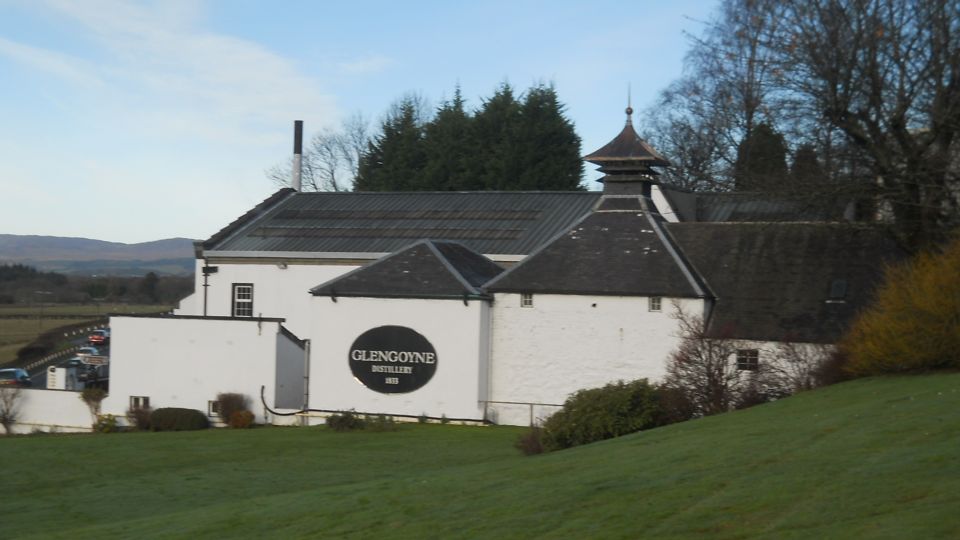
<box><xmin>2</xmin><ymin>373</ymin><xmax>959</xmax><ymax>539</ymax></box>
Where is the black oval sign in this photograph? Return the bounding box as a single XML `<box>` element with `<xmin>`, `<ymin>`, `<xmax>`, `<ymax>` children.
<box><xmin>348</xmin><ymin>326</ymin><xmax>437</xmax><ymax>394</ymax></box>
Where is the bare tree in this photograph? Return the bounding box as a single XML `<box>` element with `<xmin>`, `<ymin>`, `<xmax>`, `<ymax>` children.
<box><xmin>268</xmin><ymin>113</ymin><xmax>370</xmax><ymax>192</ymax></box>
<box><xmin>765</xmin><ymin>342</ymin><xmax>834</xmax><ymax>395</ymax></box>
<box><xmin>663</xmin><ymin>304</ymin><xmax>749</xmax><ymax>415</ymax></box>
<box><xmin>0</xmin><ymin>387</ymin><xmax>22</xmax><ymax>435</ymax></box>
<box><xmin>773</xmin><ymin>0</ymin><xmax>960</xmax><ymax>246</ymax></box>
<box><xmin>644</xmin><ymin>0</ymin><xmax>787</xmax><ymax>191</ymax></box>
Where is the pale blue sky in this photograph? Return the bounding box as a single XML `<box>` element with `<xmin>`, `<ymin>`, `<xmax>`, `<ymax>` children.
<box><xmin>0</xmin><ymin>0</ymin><xmax>718</xmax><ymax>243</ymax></box>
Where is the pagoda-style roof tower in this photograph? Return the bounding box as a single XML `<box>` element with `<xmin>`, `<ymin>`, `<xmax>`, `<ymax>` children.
<box><xmin>584</xmin><ymin>106</ymin><xmax>669</xmax><ymax>196</ymax></box>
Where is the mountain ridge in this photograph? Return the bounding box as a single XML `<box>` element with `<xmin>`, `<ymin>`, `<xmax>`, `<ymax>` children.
<box><xmin>0</xmin><ymin>234</ymin><xmax>196</xmax><ymax>275</ymax></box>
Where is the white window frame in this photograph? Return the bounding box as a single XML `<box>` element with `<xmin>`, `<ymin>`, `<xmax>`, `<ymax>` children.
<box><xmin>130</xmin><ymin>396</ymin><xmax>150</xmax><ymax>409</ymax></box>
<box><xmin>648</xmin><ymin>296</ymin><xmax>662</xmax><ymax>312</ymax></box>
<box><xmin>736</xmin><ymin>349</ymin><xmax>760</xmax><ymax>371</ymax></box>
<box><xmin>520</xmin><ymin>293</ymin><xmax>534</xmax><ymax>308</ymax></box>
<box><xmin>232</xmin><ymin>283</ymin><xmax>254</xmax><ymax>317</ymax></box>
<box><xmin>208</xmin><ymin>400</ymin><xmax>221</xmax><ymax>418</ymax></box>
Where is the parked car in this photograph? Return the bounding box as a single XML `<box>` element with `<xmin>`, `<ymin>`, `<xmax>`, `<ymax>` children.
<box><xmin>0</xmin><ymin>368</ymin><xmax>32</xmax><ymax>388</ymax></box>
<box><xmin>88</xmin><ymin>329</ymin><xmax>110</xmax><ymax>346</ymax></box>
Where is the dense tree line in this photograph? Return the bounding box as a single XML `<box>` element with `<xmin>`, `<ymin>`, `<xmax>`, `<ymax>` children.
<box><xmin>0</xmin><ymin>264</ymin><xmax>192</xmax><ymax>306</ymax></box>
<box><xmin>272</xmin><ymin>83</ymin><xmax>584</xmax><ymax>193</ymax></box>
<box><xmin>642</xmin><ymin>0</ymin><xmax>960</xmax><ymax>248</ymax></box>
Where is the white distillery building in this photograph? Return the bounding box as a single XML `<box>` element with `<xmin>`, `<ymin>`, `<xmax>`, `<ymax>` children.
<box><xmin>102</xmin><ymin>111</ymin><xmax>903</xmax><ymax>426</ymax></box>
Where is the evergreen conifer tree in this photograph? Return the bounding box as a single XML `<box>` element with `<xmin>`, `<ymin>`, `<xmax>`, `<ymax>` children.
<box><xmin>354</xmin><ymin>96</ymin><xmax>427</xmax><ymax>191</ymax></box>
<box><xmin>469</xmin><ymin>83</ymin><xmax>522</xmax><ymax>190</ymax></box>
<box><xmin>515</xmin><ymin>84</ymin><xmax>583</xmax><ymax>190</ymax></box>
<box><xmin>733</xmin><ymin>122</ymin><xmax>788</xmax><ymax>191</ymax></box>
<box><xmin>421</xmin><ymin>86</ymin><xmax>477</xmax><ymax>190</ymax></box>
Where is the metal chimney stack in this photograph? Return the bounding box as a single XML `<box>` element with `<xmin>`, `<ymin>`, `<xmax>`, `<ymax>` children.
<box><xmin>292</xmin><ymin>120</ymin><xmax>303</xmax><ymax>191</ymax></box>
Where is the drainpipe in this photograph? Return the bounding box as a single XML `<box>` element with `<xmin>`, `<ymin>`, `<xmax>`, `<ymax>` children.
<box><xmin>302</xmin><ymin>339</ymin><xmax>311</xmax><ymax>426</ymax></box>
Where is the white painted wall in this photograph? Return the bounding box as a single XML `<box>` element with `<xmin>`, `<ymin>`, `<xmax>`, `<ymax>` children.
<box><xmin>308</xmin><ymin>296</ymin><xmax>489</xmax><ymax>421</ymax></box>
<box><xmin>175</xmin><ymin>261</ymin><xmax>360</xmax><ymax>338</ymax></box>
<box><xmin>4</xmin><ymin>389</ymin><xmax>92</xmax><ymax>434</ymax></box>
<box><xmin>102</xmin><ymin>316</ymin><xmax>303</xmax><ymax>424</ymax></box>
<box><xmin>488</xmin><ymin>294</ymin><xmax>705</xmax><ymax>425</ymax></box>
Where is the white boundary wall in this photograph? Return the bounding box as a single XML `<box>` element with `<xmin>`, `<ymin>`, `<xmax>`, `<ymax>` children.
<box><xmin>102</xmin><ymin>316</ymin><xmax>304</xmax><ymax>424</ymax></box>
<box><xmin>4</xmin><ymin>388</ymin><xmax>92</xmax><ymax>434</ymax></box>
<box><xmin>488</xmin><ymin>294</ymin><xmax>705</xmax><ymax>425</ymax></box>
<box><xmin>308</xmin><ymin>296</ymin><xmax>489</xmax><ymax>421</ymax></box>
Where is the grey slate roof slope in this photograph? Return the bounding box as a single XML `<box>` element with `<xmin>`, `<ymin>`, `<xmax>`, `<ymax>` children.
<box><xmin>669</xmin><ymin>222</ymin><xmax>906</xmax><ymax>343</ymax></box>
<box><xmin>485</xmin><ymin>196</ymin><xmax>708</xmax><ymax>297</ymax></box>
<box><xmin>657</xmin><ymin>185</ymin><xmax>850</xmax><ymax>223</ymax></box>
<box><xmin>310</xmin><ymin>240</ymin><xmax>504</xmax><ymax>300</ymax></box>
<box><xmin>201</xmin><ymin>190</ymin><xmax>601</xmax><ymax>257</ymax></box>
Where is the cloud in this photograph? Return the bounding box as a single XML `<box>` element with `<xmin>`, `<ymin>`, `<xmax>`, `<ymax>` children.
<box><xmin>23</xmin><ymin>0</ymin><xmax>340</xmax><ymax>143</ymax></box>
<box><xmin>0</xmin><ymin>36</ymin><xmax>103</xmax><ymax>88</ymax></box>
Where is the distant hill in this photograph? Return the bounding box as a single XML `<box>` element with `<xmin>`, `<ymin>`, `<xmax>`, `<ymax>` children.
<box><xmin>0</xmin><ymin>234</ymin><xmax>196</xmax><ymax>276</ymax></box>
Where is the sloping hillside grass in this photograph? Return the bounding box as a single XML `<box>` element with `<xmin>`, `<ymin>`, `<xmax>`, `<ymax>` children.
<box><xmin>2</xmin><ymin>374</ymin><xmax>958</xmax><ymax>539</ymax></box>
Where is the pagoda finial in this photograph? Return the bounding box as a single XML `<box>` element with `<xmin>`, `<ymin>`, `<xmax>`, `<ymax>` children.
<box><xmin>625</xmin><ymin>84</ymin><xmax>633</xmax><ymax>125</ymax></box>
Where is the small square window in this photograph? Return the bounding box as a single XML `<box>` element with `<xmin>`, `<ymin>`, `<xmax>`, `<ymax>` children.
<box><xmin>208</xmin><ymin>400</ymin><xmax>221</xmax><ymax>417</ymax></box>
<box><xmin>521</xmin><ymin>293</ymin><xmax>533</xmax><ymax>308</ymax></box>
<box><xmin>737</xmin><ymin>349</ymin><xmax>760</xmax><ymax>371</ymax></box>
<box><xmin>130</xmin><ymin>396</ymin><xmax>150</xmax><ymax>409</ymax></box>
<box><xmin>649</xmin><ymin>297</ymin><xmax>662</xmax><ymax>312</ymax></box>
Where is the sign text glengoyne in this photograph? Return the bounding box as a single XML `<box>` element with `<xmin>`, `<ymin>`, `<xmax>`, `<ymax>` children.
<box><xmin>349</xmin><ymin>326</ymin><xmax>437</xmax><ymax>393</ymax></box>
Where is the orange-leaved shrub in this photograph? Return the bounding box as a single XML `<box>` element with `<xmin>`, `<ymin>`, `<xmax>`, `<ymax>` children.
<box><xmin>841</xmin><ymin>235</ymin><xmax>960</xmax><ymax>375</ymax></box>
<box><xmin>228</xmin><ymin>410</ymin><xmax>255</xmax><ymax>429</ymax></box>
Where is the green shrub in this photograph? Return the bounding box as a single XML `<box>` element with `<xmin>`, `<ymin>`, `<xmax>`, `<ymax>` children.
<box><xmin>541</xmin><ymin>379</ymin><xmax>664</xmax><ymax>452</ymax></box>
<box><xmin>216</xmin><ymin>393</ymin><xmax>251</xmax><ymax>425</ymax></box>
<box><xmin>93</xmin><ymin>414</ymin><xmax>118</xmax><ymax>433</ymax></box>
<box><xmin>326</xmin><ymin>410</ymin><xmax>366</xmax><ymax>432</ymax></box>
<box><xmin>841</xmin><ymin>236</ymin><xmax>960</xmax><ymax>375</ymax></box>
<box><xmin>150</xmin><ymin>408</ymin><xmax>210</xmax><ymax>431</ymax></box>
<box><xmin>125</xmin><ymin>406</ymin><xmax>152</xmax><ymax>431</ymax></box>
<box><xmin>228</xmin><ymin>410</ymin><xmax>255</xmax><ymax>429</ymax></box>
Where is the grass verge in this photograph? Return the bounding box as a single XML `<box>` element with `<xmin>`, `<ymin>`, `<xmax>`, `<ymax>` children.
<box><xmin>1</xmin><ymin>373</ymin><xmax>958</xmax><ymax>539</ymax></box>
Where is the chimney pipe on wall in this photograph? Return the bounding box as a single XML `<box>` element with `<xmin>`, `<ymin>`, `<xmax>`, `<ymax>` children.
<box><xmin>292</xmin><ymin>120</ymin><xmax>303</xmax><ymax>191</ymax></box>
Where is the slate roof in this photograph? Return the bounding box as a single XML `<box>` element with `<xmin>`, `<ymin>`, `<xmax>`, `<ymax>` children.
<box><xmin>201</xmin><ymin>190</ymin><xmax>601</xmax><ymax>257</ymax></box>
<box><xmin>485</xmin><ymin>195</ymin><xmax>708</xmax><ymax>297</ymax></box>
<box><xmin>657</xmin><ymin>186</ymin><xmax>851</xmax><ymax>223</ymax></box>
<box><xmin>583</xmin><ymin>116</ymin><xmax>670</xmax><ymax>168</ymax></box>
<box><xmin>669</xmin><ymin>222</ymin><xmax>906</xmax><ymax>343</ymax></box>
<box><xmin>310</xmin><ymin>240</ymin><xmax>504</xmax><ymax>300</ymax></box>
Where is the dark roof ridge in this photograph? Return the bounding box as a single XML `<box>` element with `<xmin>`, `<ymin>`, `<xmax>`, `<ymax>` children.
<box><xmin>638</xmin><ymin>196</ymin><xmax>710</xmax><ymax>298</ymax></box>
<box><xmin>423</xmin><ymin>241</ymin><xmax>483</xmax><ymax>296</ymax></box>
<box><xmin>201</xmin><ymin>188</ymin><xmax>296</xmax><ymax>251</ymax></box>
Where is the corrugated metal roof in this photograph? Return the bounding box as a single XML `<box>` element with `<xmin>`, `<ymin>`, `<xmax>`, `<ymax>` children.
<box><xmin>204</xmin><ymin>191</ymin><xmax>601</xmax><ymax>256</ymax></box>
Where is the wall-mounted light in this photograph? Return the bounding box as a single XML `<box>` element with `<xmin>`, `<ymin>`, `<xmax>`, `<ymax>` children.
<box><xmin>277</xmin><ymin>263</ymin><xmax>288</xmax><ymax>270</ymax></box>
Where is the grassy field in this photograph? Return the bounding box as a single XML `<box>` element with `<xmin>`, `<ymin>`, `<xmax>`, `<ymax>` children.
<box><xmin>1</xmin><ymin>373</ymin><xmax>958</xmax><ymax>539</ymax></box>
<box><xmin>0</xmin><ymin>304</ymin><xmax>170</xmax><ymax>365</ymax></box>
